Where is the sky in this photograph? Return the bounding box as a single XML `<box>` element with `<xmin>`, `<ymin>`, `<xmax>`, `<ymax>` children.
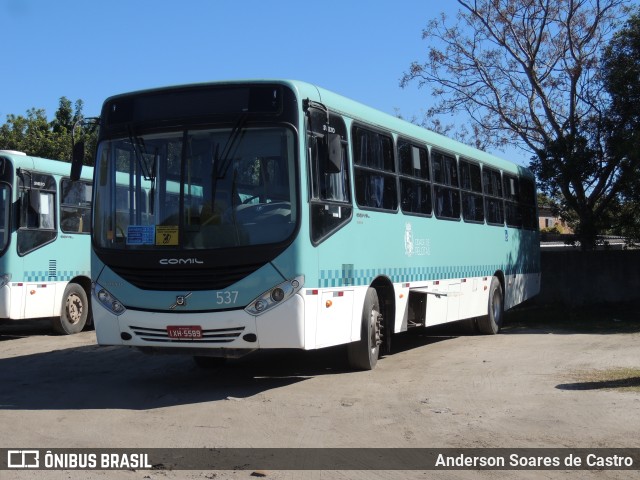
<box><xmin>1</xmin><ymin>0</ymin><xmax>611</xmax><ymax>167</ymax></box>
<box><xmin>2</xmin><ymin>1</ymin><xmax>478</xmax><ymax>148</ymax></box>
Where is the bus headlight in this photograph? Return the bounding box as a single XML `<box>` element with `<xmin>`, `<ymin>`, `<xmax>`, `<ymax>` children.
<box><xmin>0</xmin><ymin>273</ymin><xmax>10</xmax><ymax>289</ymax></box>
<box><xmin>93</xmin><ymin>283</ymin><xmax>126</xmax><ymax>316</ymax></box>
<box><xmin>245</xmin><ymin>275</ymin><xmax>304</xmax><ymax>316</ymax></box>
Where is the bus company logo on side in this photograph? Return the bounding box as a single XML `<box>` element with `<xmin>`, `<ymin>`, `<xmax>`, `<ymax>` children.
<box><xmin>159</xmin><ymin>258</ymin><xmax>204</xmax><ymax>265</ymax></box>
<box><xmin>404</xmin><ymin>222</ymin><xmax>431</xmax><ymax>257</ymax></box>
<box><xmin>404</xmin><ymin>223</ymin><xmax>414</xmax><ymax>257</ymax></box>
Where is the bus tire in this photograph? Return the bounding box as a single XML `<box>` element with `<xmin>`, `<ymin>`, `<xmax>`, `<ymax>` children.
<box><xmin>52</xmin><ymin>283</ymin><xmax>89</xmax><ymax>335</ymax></box>
<box><xmin>347</xmin><ymin>287</ymin><xmax>381</xmax><ymax>370</ymax></box>
<box><xmin>477</xmin><ymin>276</ymin><xmax>504</xmax><ymax>335</ymax></box>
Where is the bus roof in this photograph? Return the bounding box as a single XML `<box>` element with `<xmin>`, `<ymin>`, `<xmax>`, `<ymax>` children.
<box><xmin>0</xmin><ymin>150</ymin><xmax>94</xmax><ymax>180</ymax></box>
<box><xmin>102</xmin><ymin>79</ymin><xmax>532</xmax><ymax>178</ymax></box>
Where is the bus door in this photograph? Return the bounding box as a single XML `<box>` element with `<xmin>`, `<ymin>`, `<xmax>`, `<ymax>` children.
<box><xmin>17</xmin><ymin>170</ymin><xmax>58</xmax><ymax>318</ymax></box>
<box><xmin>305</xmin><ymin>106</ymin><xmax>354</xmax><ymax>347</ymax></box>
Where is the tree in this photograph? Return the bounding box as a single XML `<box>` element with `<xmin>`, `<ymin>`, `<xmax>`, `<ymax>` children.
<box><xmin>0</xmin><ymin>97</ymin><xmax>96</xmax><ymax>165</ymax></box>
<box><xmin>401</xmin><ymin>0</ymin><xmax>631</xmax><ymax>249</ymax></box>
<box><xmin>601</xmin><ymin>11</ymin><xmax>640</xmax><ymax>243</ymax></box>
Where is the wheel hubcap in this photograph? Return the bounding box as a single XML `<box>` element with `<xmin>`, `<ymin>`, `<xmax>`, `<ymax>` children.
<box><xmin>66</xmin><ymin>293</ymin><xmax>83</xmax><ymax>324</ymax></box>
<box><xmin>371</xmin><ymin>309</ymin><xmax>382</xmax><ymax>351</ymax></box>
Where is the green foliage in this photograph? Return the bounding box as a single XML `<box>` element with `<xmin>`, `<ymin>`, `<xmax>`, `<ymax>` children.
<box><xmin>601</xmin><ymin>10</ymin><xmax>640</xmax><ymax>243</ymax></box>
<box><xmin>0</xmin><ymin>97</ymin><xmax>96</xmax><ymax>165</ymax></box>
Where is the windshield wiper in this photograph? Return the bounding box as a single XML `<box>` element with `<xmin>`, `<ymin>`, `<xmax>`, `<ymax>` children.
<box><xmin>127</xmin><ymin>126</ymin><xmax>157</xmax><ymax>214</ymax></box>
<box><xmin>210</xmin><ymin>114</ymin><xmax>248</xmax><ymax>202</ymax></box>
<box><xmin>127</xmin><ymin>128</ymin><xmax>152</xmax><ymax>180</ymax></box>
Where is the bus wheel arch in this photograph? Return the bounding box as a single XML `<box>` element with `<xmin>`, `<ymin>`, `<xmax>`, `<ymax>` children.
<box><xmin>477</xmin><ymin>271</ymin><xmax>505</xmax><ymax>335</ymax></box>
<box><xmin>51</xmin><ymin>277</ymin><xmax>93</xmax><ymax>335</ymax></box>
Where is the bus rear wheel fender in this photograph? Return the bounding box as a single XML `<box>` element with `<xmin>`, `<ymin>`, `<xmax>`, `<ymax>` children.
<box><xmin>52</xmin><ymin>282</ymin><xmax>90</xmax><ymax>335</ymax></box>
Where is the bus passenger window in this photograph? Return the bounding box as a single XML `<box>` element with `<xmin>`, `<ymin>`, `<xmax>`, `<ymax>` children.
<box><xmin>432</xmin><ymin>150</ymin><xmax>460</xmax><ymax>220</ymax></box>
<box><xmin>460</xmin><ymin>159</ymin><xmax>484</xmax><ymax>223</ymax></box>
<box><xmin>61</xmin><ymin>179</ymin><xmax>92</xmax><ymax>234</ymax></box>
<box><xmin>503</xmin><ymin>174</ymin><xmax>522</xmax><ymax>227</ymax></box>
<box><xmin>398</xmin><ymin>139</ymin><xmax>431</xmax><ymax>216</ymax></box>
<box><xmin>519</xmin><ymin>176</ymin><xmax>537</xmax><ymax>230</ymax></box>
<box><xmin>483</xmin><ymin>167</ymin><xmax>504</xmax><ymax>225</ymax></box>
<box><xmin>352</xmin><ymin>126</ymin><xmax>397</xmax><ymax>212</ymax></box>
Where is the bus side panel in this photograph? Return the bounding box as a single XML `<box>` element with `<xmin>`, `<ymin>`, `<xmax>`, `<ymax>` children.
<box><xmin>23</xmin><ymin>282</ymin><xmax>57</xmax><ymax>318</ymax></box>
<box><xmin>505</xmin><ymin>272</ymin><xmax>541</xmax><ymax>310</ymax></box>
<box><xmin>314</xmin><ymin>288</ymin><xmax>355</xmax><ymax>349</ymax></box>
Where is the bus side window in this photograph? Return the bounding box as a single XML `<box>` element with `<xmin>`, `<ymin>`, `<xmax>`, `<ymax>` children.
<box><xmin>61</xmin><ymin>179</ymin><xmax>92</xmax><ymax>234</ymax></box>
<box><xmin>398</xmin><ymin>139</ymin><xmax>431</xmax><ymax>216</ymax></box>
<box><xmin>432</xmin><ymin>150</ymin><xmax>460</xmax><ymax>220</ymax></box>
<box><xmin>483</xmin><ymin>167</ymin><xmax>504</xmax><ymax>226</ymax></box>
<box><xmin>308</xmin><ymin>113</ymin><xmax>352</xmax><ymax>244</ymax></box>
<box><xmin>352</xmin><ymin>126</ymin><xmax>397</xmax><ymax>211</ymax></box>
<box><xmin>460</xmin><ymin>159</ymin><xmax>484</xmax><ymax>223</ymax></box>
<box><xmin>17</xmin><ymin>172</ymin><xmax>57</xmax><ymax>255</ymax></box>
<box><xmin>503</xmin><ymin>174</ymin><xmax>522</xmax><ymax>228</ymax></box>
<box><xmin>519</xmin><ymin>176</ymin><xmax>537</xmax><ymax>230</ymax></box>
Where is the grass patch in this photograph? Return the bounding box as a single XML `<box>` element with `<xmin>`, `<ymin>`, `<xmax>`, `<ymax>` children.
<box><xmin>503</xmin><ymin>302</ymin><xmax>640</xmax><ymax>334</ymax></box>
<box><xmin>558</xmin><ymin>368</ymin><xmax>640</xmax><ymax>393</ymax></box>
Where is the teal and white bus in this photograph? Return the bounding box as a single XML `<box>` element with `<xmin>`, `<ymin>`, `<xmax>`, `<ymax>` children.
<box><xmin>74</xmin><ymin>80</ymin><xmax>540</xmax><ymax>369</ymax></box>
<box><xmin>0</xmin><ymin>150</ymin><xmax>93</xmax><ymax>334</ymax></box>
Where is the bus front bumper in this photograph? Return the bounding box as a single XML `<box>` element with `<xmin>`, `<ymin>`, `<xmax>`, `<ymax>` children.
<box><xmin>93</xmin><ymin>293</ymin><xmax>306</xmax><ymax>353</ymax></box>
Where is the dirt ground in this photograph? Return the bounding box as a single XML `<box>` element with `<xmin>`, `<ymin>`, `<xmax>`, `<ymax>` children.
<box><xmin>0</xmin><ymin>305</ymin><xmax>639</xmax><ymax>480</ymax></box>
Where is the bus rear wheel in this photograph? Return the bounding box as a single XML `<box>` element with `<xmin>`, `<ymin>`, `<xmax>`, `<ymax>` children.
<box><xmin>477</xmin><ymin>276</ymin><xmax>504</xmax><ymax>335</ymax></box>
<box><xmin>52</xmin><ymin>283</ymin><xmax>88</xmax><ymax>335</ymax></box>
<box><xmin>347</xmin><ymin>287</ymin><xmax>381</xmax><ymax>370</ymax></box>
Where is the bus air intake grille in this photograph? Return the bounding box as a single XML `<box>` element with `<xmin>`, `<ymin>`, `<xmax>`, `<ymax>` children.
<box><xmin>130</xmin><ymin>325</ymin><xmax>245</xmax><ymax>343</ymax></box>
<box><xmin>109</xmin><ymin>263</ymin><xmax>265</xmax><ymax>291</ymax></box>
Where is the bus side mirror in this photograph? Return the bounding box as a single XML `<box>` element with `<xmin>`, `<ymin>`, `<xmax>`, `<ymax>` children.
<box><xmin>325</xmin><ymin>133</ymin><xmax>343</xmax><ymax>174</ymax></box>
<box><xmin>71</xmin><ymin>141</ymin><xmax>84</xmax><ymax>181</ymax></box>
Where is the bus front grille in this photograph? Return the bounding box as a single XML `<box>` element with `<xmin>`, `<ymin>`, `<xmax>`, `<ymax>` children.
<box><xmin>110</xmin><ymin>263</ymin><xmax>264</xmax><ymax>291</ymax></box>
<box><xmin>130</xmin><ymin>325</ymin><xmax>245</xmax><ymax>343</ymax></box>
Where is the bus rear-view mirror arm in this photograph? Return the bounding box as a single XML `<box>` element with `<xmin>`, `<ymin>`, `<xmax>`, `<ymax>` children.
<box><xmin>71</xmin><ymin>141</ymin><xmax>84</xmax><ymax>181</ymax></box>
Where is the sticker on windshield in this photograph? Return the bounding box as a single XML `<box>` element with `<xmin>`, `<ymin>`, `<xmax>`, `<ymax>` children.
<box><xmin>127</xmin><ymin>225</ymin><xmax>155</xmax><ymax>245</ymax></box>
<box><xmin>156</xmin><ymin>225</ymin><xmax>179</xmax><ymax>246</ymax></box>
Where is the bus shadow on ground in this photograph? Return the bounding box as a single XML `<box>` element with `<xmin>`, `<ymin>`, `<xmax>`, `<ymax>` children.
<box><xmin>0</xmin><ymin>325</ymin><xmax>463</xmax><ymax>412</ymax></box>
<box><xmin>0</xmin><ymin>343</ymin><xmax>348</xmax><ymax>411</ymax></box>
<box><xmin>501</xmin><ymin>302</ymin><xmax>640</xmax><ymax>335</ymax></box>
<box><xmin>0</xmin><ymin>319</ymin><xmax>59</xmax><ymax>340</ymax></box>
<box><xmin>556</xmin><ymin>377</ymin><xmax>640</xmax><ymax>391</ymax></box>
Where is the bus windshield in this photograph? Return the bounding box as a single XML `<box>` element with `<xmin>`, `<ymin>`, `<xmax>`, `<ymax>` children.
<box><xmin>94</xmin><ymin>125</ymin><xmax>298</xmax><ymax>251</ymax></box>
<box><xmin>0</xmin><ymin>184</ymin><xmax>9</xmax><ymax>252</ymax></box>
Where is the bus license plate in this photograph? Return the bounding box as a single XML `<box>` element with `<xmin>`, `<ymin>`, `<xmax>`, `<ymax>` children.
<box><xmin>167</xmin><ymin>326</ymin><xmax>202</xmax><ymax>339</ymax></box>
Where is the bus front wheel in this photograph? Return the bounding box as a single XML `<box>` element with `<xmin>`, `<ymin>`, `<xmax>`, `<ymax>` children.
<box><xmin>477</xmin><ymin>276</ymin><xmax>504</xmax><ymax>335</ymax></box>
<box><xmin>347</xmin><ymin>287</ymin><xmax>382</xmax><ymax>370</ymax></box>
<box><xmin>52</xmin><ymin>283</ymin><xmax>89</xmax><ymax>335</ymax></box>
